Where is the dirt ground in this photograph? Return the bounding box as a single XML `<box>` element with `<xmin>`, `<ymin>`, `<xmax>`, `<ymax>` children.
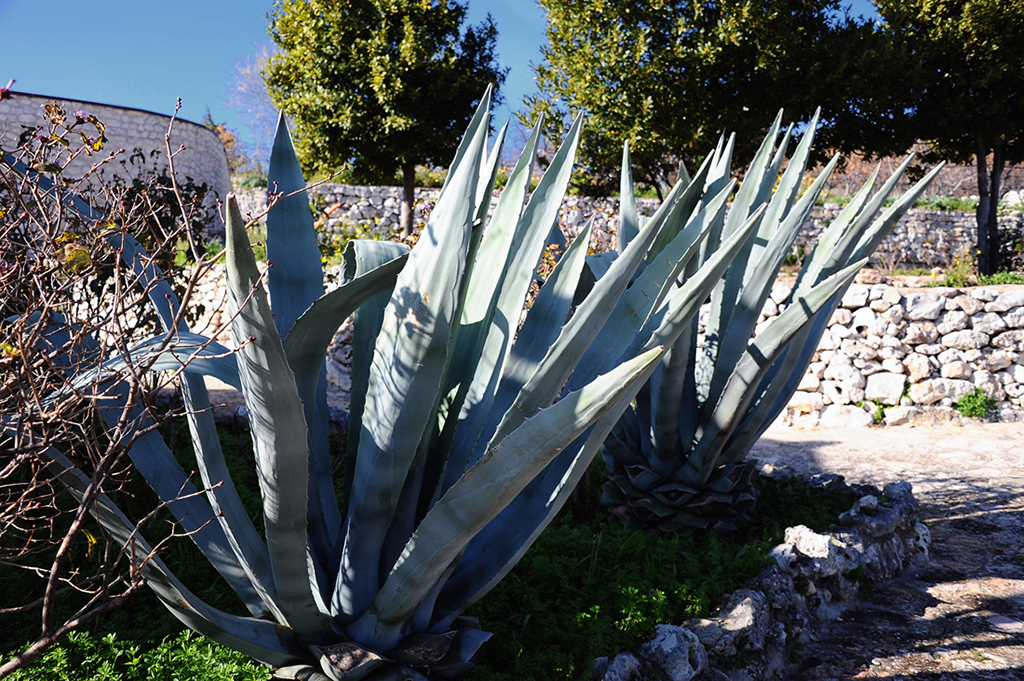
<box><xmin>751</xmin><ymin>421</ymin><xmax>1024</xmax><ymax>680</ymax></box>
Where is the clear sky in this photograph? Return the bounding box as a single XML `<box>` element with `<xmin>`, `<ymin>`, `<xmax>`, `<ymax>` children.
<box><xmin>0</xmin><ymin>0</ymin><xmax>877</xmax><ymax>158</ymax></box>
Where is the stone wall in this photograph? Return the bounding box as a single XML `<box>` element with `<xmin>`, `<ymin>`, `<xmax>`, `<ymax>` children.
<box><xmin>233</xmin><ymin>184</ymin><xmax>1024</xmax><ymax>268</ymax></box>
<box><xmin>0</xmin><ymin>91</ymin><xmax>231</xmax><ymax>208</ymax></box>
<box><xmin>183</xmin><ymin>257</ymin><xmax>1024</xmax><ymax>426</ymax></box>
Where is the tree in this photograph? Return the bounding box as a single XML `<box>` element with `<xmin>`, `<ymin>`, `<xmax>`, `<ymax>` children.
<box><xmin>871</xmin><ymin>0</ymin><xmax>1024</xmax><ymax>275</ymax></box>
<box><xmin>525</xmin><ymin>0</ymin><xmax>870</xmax><ymax>197</ymax></box>
<box><xmin>225</xmin><ymin>43</ymin><xmax>279</xmax><ymax>174</ymax></box>
<box><xmin>264</xmin><ymin>0</ymin><xmax>506</xmax><ymax>235</ymax></box>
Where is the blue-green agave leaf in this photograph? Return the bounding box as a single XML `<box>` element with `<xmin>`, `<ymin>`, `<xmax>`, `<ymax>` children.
<box><xmin>334</xmin><ymin>109</ymin><xmax>487</xmax><ymax>623</ymax></box>
<box><xmin>616</xmin><ymin>142</ymin><xmax>639</xmax><ymax>253</ymax></box>
<box><xmin>225</xmin><ymin>196</ymin><xmax>334</xmax><ymax>639</ymax></box>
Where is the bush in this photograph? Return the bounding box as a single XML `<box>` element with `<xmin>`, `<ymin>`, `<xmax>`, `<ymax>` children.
<box><xmin>954</xmin><ymin>388</ymin><xmax>996</xmax><ymax>419</ymax></box>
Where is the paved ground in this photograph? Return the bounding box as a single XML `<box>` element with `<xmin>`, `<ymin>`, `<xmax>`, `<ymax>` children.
<box><xmin>752</xmin><ymin>422</ymin><xmax>1024</xmax><ymax>680</ymax></box>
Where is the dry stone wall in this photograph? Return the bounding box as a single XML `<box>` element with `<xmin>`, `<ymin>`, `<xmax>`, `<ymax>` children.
<box><xmin>184</xmin><ymin>256</ymin><xmax>1024</xmax><ymax>427</ymax></box>
<box><xmin>0</xmin><ymin>92</ymin><xmax>231</xmax><ymax>207</ymax></box>
<box><xmin>234</xmin><ymin>184</ymin><xmax>1024</xmax><ymax>268</ymax></box>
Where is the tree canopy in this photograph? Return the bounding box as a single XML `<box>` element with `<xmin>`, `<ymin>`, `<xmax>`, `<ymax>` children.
<box><xmin>870</xmin><ymin>0</ymin><xmax>1024</xmax><ymax>274</ymax></box>
<box><xmin>264</xmin><ymin>0</ymin><xmax>506</xmax><ymax>234</ymax></box>
<box><xmin>525</xmin><ymin>0</ymin><xmax>869</xmax><ymax>196</ymax></box>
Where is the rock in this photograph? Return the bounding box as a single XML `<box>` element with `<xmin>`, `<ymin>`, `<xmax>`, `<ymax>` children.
<box><xmin>637</xmin><ymin>625</ymin><xmax>707</xmax><ymax>681</ymax></box>
<box><xmin>954</xmin><ymin>294</ymin><xmax>985</xmax><ymax>315</ymax></box>
<box><xmin>770</xmin><ymin>284</ymin><xmax>792</xmax><ymax>305</ymax></box>
<box><xmin>973</xmin><ymin>370</ymin><xmax>1007</xmax><ymax>401</ymax></box>
<box><xmin>992</xmin><ymin>329</ymin><xmax>1024</xmax><ymax>351</ymax></box>
<box><xmin>904</xmin><ymin>292</ymin><xmax>946</xmax><ymax>320</ymax></box>
<box><xmin>883</xmin><ymin>405</ymin><xmax>920</xmax><ymax>426</ymax></box>
<box><xmin>909</xmin><ymin>378</ymin><xmax>975</xmax><ymax>405</ymax></box>
<box><xmin>940</xmin><ymin>361</ymin><xmax>972</xmax><ymax>380</ymax></box>
<box><xmin>822</xmin><ymin>381</ymin><xmax>865</xmax><ymax>406</ymax></box>
<box><xmin>941</xmin><ymin>329</ymin><xmax>990</xmax><ymax>350</ymax></box>
<box><xmin>788</xmin><ymin>390</ymin><xmax>824</xmax><ymax>414</ymax></box>
<box><xmin>1005</xmin><ymin>306</ymin><xmax>1024</xmax><ymax>328</ymax></box>
<box><xmin>841</xmin><ymin>284</ymin><xmax>870</xmax><ymax>309</ymax></box>
<box><xmin>796</xmin><ymin>373</ymin><xmax>821</xmax><ymax>391</ymax></box>
<box><xmin>828</xmin><ymin>307</ymin><xmax>852</xmax><ymax>327</ymax></box>
<box><xmin>904</xmin><ymin>354</ymin><xmax>933</xmax><ymax>383</ymax></box>
<box><xmin>936</xmin><ymin>310</ymin><xmax>969</xmax><ymax>335</ymax></box>
<box><xmin>985</xmin><ymin>289</ymin><xmax>1024</xmax><ymax>312</ymax></box>
<box><xmin>771</xmin><ymin>526</ymin><xmax>846</xmax><ymax>577</ymax></box>
<box><xmin>593</xmin><ymin>653</ymin><xmax>643</xmax><ymax>681</ymax></box>
<box><xmin>820</xmin><ymin>404</ymin><xmax>875</xmax><ymax>428</ymax></box>
<box><xmin>840</xmin><ymin>338</ymin><xmax>878</xmax><ymax>360</ymax></box>
<box><xmin>903</xmin><ymin>322</ymin><xmax>939</xmax><ymax>345</ymax></box>
<box><xmin>971</xmin><ymin>287</ymin><xmax>997</xmax><ymax>302</ymax></box>
<box><xmin>971</xmin><ymin>312</ymin><xmax>1008</xmax><ymax>335</ymax></box>
<box><xmin>979</xmin><ymin>349</ymin><xmax>1014</xmax><ymax>372</ymax></box>
<box><xmin>823</xmin><ymin>355</ymin><xmax>866</xmax><ymax>387</ymax></box>
<box><xmin>881</xmin><ymin>358</ymin><xmax>906</xmax><ymax>374</ymax></box>
<box><xmin>864</xmin><ymin>372</ymin><xmax>906</xmax><ymax>404</ymax></box>
<box><xmin>850</xmin><ymin>307</ymin><xmax>877</xmax><ymax>335</ymax></box>
<box><xmin>856</xmin><ymin>269</ymin><xmax>886</xmax><ymax>285</ymax></box>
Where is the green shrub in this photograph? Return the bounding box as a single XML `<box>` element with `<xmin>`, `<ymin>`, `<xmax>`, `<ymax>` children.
<box><xmin>954</xmin><ymin>388</ymin><xmax>996</xmax><ymax>419</ymax></box>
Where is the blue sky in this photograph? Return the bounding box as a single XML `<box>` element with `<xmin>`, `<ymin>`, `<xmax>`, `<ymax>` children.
<box><xmin>0</xmin><ymin>0</ymin><xmax>877</xmax><ymax>157</ymax></box>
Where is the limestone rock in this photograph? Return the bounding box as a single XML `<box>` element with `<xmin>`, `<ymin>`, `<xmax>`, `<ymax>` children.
<box><xmin>637</xmin><ymin>625</ymin><xmax>707</xmax><ymax>681</ymax></box>
<box><xmin>903</xmin><ymin>322</ymin><xmax>939</xmax><ymax>345</ymax></box>
<box><xmin>841</xmin><ymin>284</ymin><xmax>870</xmax><ymax>309</ymax></box>
<box><xmin>985</xmin><ymin>289</ymin><xmax>1024</xmax><ymax>312</ymax></box>
<box><xmin>993</xmin><ymin>329</ymin><xmax>1024</xmax><ymax>351</ymax></box>
<box><xmin>971</xmin><ymin>312</ymin><xmax>1008</xmax><ymax>335</ymax></box>
<box><xmin>941</xmin><ymin>329</ymin><xmax>990</xmax><ymax>350</ymax></box>
<box><xmin>904</xmin><ymin>353</ymin><xmax>932</xmax><ymax>383</ymax></box>
<box><xmin>940</xmin><ymin>361</ymin><xmax>972</xmax><ymax>380</ymax></box>
<box><xmin>909</xmin><ymin>378</ymin><xmax>974</xmax><ymax>405</ymax></box>
<box><xmin>904</xmin><ymin>292</ymin><xmax>945</xmax><ymax>320</ymax></box>
<box><xmin>936</xmin><ymin>310</ymin><xmax>968</xmax><ymax>335</ymax></box>
<box><xmin>820</xmin><ymin>404</ymin><xmax>875</xmax><ymax>428</ymax></box>
<box><xmin>788</xmin><ymin>390</ymin><xmax>824</xmax><ymax>414</ymax></box>
<box><xmin>973</xmin><ymin>370</ymin><xmax>1007</xmax><ymax>401</ymax></box>
<box><xmin>954</xmin><ymin>294</ymin><xmax>985</xmax><ymax>315</ymax></box>
<box><xmin>864</xmin><ymin>372</ymin><xmax>906</xmax><ymax>404</ymax></box>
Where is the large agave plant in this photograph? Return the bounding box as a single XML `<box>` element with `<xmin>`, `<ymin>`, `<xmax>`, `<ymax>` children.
<box><xmin>3</xmin><ymin>91</ymin><xmax>781</xmax><ymax>680</ymax></box>
<box><xmin>600</xmin><ymin>112</ymin><xmax>943</xmax><ymax>532</ymax></box>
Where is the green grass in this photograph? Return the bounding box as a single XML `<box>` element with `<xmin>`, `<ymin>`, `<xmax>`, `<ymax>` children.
<box><xmin>2</xmin><ymin>425</ymin><xmax>857</xmax><ymax>681</ymax></box>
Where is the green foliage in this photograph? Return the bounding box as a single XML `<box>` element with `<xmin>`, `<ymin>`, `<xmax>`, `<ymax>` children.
<box><xmin>5</xmin><ymin>631</ymin><xmax>267</xmax><ymax>681</ymax></box>
<box><xmin>265</xmin><ymin>0</ymin><xmax>507</xmax><ymax>233</ymax></box>
<box><xmin>954</xmin><ymin>388</ymin><xmax>996</xmax><ymax>419</ymax></box>
<box><xmin>913</xmin><ymin>195</ymin><xmax>979</xmax><ymax>213</ymax></box>
<box><xmin>526</xmin><ymin>0</ymin><xmax>868</xmax><ymax>194</ymax></box>
<box><xmin>234</xmin><ymin>173</ymin><xmax>268</xmax><ymax>190</ymax></box>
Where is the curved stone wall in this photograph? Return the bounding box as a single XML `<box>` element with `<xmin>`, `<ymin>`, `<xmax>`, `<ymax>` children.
<box><xmin>0</xmin><ymin>91</ymin><xmax>231</xmax><ymax>208</ymax></box>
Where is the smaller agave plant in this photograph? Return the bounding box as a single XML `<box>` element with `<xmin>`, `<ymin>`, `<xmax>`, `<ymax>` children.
<box><xmin>600</xmin><ymin>111</ymin><xmax>943</xmax><ymax>532</ymax></box>
<box><xmin>4</xmin><ymin>89</ymin><xmax>779</xmax><ymax>680</ymax></box>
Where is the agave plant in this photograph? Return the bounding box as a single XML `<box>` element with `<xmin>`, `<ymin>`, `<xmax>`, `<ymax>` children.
<box><xmin>600</xmin><ymin>112</ymin><xmax>944</xmax><ymax>532</ymax></box>
<box><xmin>2</xmin><ymin>90</ymin><xmax>787</xmax><ymax>680</ymax></box>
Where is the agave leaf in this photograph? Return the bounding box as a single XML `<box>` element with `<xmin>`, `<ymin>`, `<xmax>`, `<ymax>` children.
<box><xmin>35</xmin><ymin>445</ymin><xmax>305</xmax><ymax>666</ymax></box>
<box><xmin>442</xmin><ymin>113</ymin><xmax>579</xmax><ymax>491</ymax></box>
<box><xmin>683</xmin><ymin>260</ymin><xmax>867</xmax><ymax>487</ymax></box>
<box><xmin>645</xmin><ymin>153</ymin><xmax>714</xmax><ymax>264</ymax></box>
<box><xmin>567</xmin><ymin>178</ymin><xmax>735</xmax><ymax>387</ymax></box>
<box><xmin>438</xmin><ymin>86</ymin><xmax>492</xmax><ymax>201</ymax></box>
<box><xmin>617</xmin><ymin>142</ymin><xmax>640</xmax><ymax>253</ymax></box>
<box><xmin>334</xmin><ymin>110</ymin><xmax>487</xmax><ymax>622</ymax></box>
<box><xmin>53</xmin><ymin>333</ymin><xmax>240</xmax><ymax>400</ymax></box>
<box><xmin>225</xmin><ymin>197</ymin><xmax>333</xmax><ymax>639</ymax></box>
<box><xmin>700</xmin><ymin>153</ymin><xmax>839</xmax><ymax>419</ymax></box>
<box><xmin>347</xmin><ymin>347</ymin><xmax>665</xmax><ymax>649</ymax></box>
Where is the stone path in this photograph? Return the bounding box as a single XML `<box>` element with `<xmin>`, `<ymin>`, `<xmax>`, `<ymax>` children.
<box><xmin>751</xmin><ymin>421</ymin><xmax>1024</xmax><ymax>680</ymax></box>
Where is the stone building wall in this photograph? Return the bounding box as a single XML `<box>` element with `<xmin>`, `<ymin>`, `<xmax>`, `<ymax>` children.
<box><xmin>234</xmin><ymin>184</ymin><xmax>1024</xmax><ymax>268</ymax></box>
<box><xmin>0</xmin><ymin>91</ymin><xmax>231</xmax><ymax>206</ymax></box>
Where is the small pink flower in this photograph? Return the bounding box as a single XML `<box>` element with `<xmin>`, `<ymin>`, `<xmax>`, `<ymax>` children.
<box><xmin>74</xmin><ymin>109</ymin><xmax>86</xmax><ymax>122</ymax></box>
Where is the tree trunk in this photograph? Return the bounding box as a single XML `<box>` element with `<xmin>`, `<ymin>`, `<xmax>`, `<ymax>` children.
<box><xmin>975</xmin><ymin>137</ymin><xmax>1005</xmax><ymax>276</ymax></box>
<box><xmin>400</xmin><ymin>162</ymin><xmax>416</xmax><ymax>237</ymax></box>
